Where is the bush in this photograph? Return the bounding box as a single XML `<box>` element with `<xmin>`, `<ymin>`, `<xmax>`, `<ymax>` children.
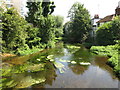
<box><xmin>96</xmin><ymin>16</ymin><xmax>120</xmax><ymax>46</ymax></box>
<box><xmin>2</xmin><ymin>8</ymin><xmax>28</xmax><ymax>53</ymax></box>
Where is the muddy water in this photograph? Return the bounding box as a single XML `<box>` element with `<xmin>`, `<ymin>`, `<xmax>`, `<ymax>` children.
<box><xmin>2</xmin><ymin>43</ymin><xmax>119</xmax><ymax>88</ymax></box>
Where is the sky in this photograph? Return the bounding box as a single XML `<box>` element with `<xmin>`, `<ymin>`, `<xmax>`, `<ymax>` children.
<box><xmin>52</xmin><ymin>0</ymin><xmax>120</xmax><ymax>23</ymax></box>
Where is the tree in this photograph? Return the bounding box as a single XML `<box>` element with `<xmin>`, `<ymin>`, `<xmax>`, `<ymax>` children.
<box><xmin>54</xmin><ymin>15</ymin><xmax>64</xmax><ymax>39</ymax></box>
<box><xmin>25</xmin><ymin>24</ymin><xmax>41</xmax><ymax>48</ymax></box>
<box><xmin>42</xmin><ymin>0</ymin><xmax>56</xmax><ymax>17</ymax></box>
<box><xmin>38</xmin><ymin>15</ymin><xmax>56</xmax><ymax>48</ymax></box>
<box><xmin>26</xmin><ymin>0</ymin><xmax>56</xmax><ymax>48</ymax></box>
<box><xmin>63</xmin><ymin>21</ymin><xmax>72</xmax><ymax>42</ymax></box>
<box><xmin>2</xmin><ymin>8</ymin><xmax>28</xmax><ymax>53</ymax></box>
<box><xmin>96</xmin><ymin>16</ymin><xmax>120</xmax><ymax>45</ymax></box>
<box><xmin>26</xmin><ymin>1</ymin><xmax>42</xmax><ymax>27</ymax></box>
<box><xmin>26</xmin><ymin>0</ymin><xmax>55</xmax><ymax>26</ymax></box>
<box><xmin>65</xmin><ymin>2</ymin><xmax>92</xmax><ymax>43</ymax></box>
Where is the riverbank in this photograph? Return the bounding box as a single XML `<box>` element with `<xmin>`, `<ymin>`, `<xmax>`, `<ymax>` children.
<box><xmin>17</xmin><ymin>47</ymin><xmax>44</xmax><ymax>56</ymax></box>
<box><xmin>1</xmin><ymin>47</ymin><xmax>44</xmax><ymax>59</ymax></box>
<box><xmin>0</xmin><ymin>53</ymin><xmax>16</xmax><ymax>58</ymax></box>
<box><xmin>90</xmin><ymin>44</ymin><xmax>119</xmax><ymax>78</ymax></box>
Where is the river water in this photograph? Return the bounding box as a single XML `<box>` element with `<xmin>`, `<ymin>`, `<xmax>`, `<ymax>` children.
<box><xmin>1</xmin><ymin>43</ymin><xmax>119</xmax><ymax>88</ymax></box>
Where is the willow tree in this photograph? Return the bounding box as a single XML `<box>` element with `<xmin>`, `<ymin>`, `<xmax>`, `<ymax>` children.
<box><xmin>66</xmin><ymin>2</ymin><xmax>92</xmax><ymax>43</ymax></box>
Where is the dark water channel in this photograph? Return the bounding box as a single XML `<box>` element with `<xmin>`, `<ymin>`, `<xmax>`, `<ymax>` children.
<box><xmin>2</xmin><ymin>43</ymin><xmax>119</xmax><ymax>88</ymax></box>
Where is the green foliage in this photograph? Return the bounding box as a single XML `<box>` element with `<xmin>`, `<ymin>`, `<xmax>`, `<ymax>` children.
<box><xmin>26</xmin><ymin>0</ymin><xmax>56</xmax><ymax>26</ymax></box>
<box><xmin>26</xmin><ymin>0</ymin><xmax>61</xmax><ymax>48</ymax></box>
<box><xmin>90</xmin><ymin>44</ymin><xmax>119</xmax><ymax>77</ymax></box>
<box><xmin>54</xmin><ymin>15</ymin><xmax>64</xmax><ymax>39</ymax></box>
<box><xmin>96</xmin><ymin>16</ymin><xmax>120</xmax><ymax>45</ymax></box>
<box><xmin>65</xmin><ymin>44</ymin><xmax>80</xmax><ymax>49</ymax></box>
<box><xmin>17</xmin><ymin>47</ymin><xmax>43</xmax><ymax>56</ymax></box>
<box><xmin>42</xmin><ymin>0</ymin><xmax>56</xmax><ymax>17</ymax></box>
<box><xmin>25</xmin><ymin>24</ymin><xmax>41</xmax><ymax>49</ymax></box>
<box><xmin>2</xmin><ymin>8</ymin><xmax>29</xmax><ymax>53</ymax></box>
<box><xmin>0</xmin><ymin>7</ymin><xmax>4</xmax><ymax>18</ymax></box>
<box><xmin>26</xmin><ymin>1</ymin><xmax>43</xmax><ymax>27</ymax></box>
<box><xmin>37</xmin><ymin>15</ymin><xmax>56</xmax><ymax>48</ymax></box>
<box><xmin>1</xmin><ymin>8</ymin><xmax>45</xmax><ymax>55</ymax></box>
<box><xmin>64</xmin><ymin>2</ymin><xmax>92</xmax><ymax>43</ymax></box>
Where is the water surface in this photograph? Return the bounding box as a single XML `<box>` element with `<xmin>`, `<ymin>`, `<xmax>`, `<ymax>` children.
<box><xmin>2</xmin><ymin>43</ymin><xmax>119</xmax><ymax>88</ymax></box>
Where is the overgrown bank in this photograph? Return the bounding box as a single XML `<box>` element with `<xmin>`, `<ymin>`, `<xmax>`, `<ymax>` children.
<box><xmin>90</xmin><ymin>44</ymin><xmax>120</xmax><ymax>78</ymax></box>
<box><xmin>1</xmin><ymin>1</ymin><xmax>64</xmax><ymax>56</ymax></box>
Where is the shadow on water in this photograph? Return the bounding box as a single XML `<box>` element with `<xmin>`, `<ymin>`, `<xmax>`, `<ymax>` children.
<box><xmin>1</xmin><ymin>42</ymin><xmax>120</xmax><ymax>88</ymax></box>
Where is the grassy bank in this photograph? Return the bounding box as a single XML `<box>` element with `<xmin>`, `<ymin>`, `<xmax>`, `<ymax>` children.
<box><xmin>17</xmin><ymin>47</ymin><xmax>44</xmax><ymax>56</ymax></box>
<box><xmin>90</xmin><ymin>44</ymin><xmax>119</xmax><ymax>78</ymax></box>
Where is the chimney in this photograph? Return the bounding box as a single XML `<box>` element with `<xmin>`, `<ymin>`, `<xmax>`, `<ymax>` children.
<box><xmin>115</xmin><ymin>1</ymin><xmax>120</xmax><ymax>15</ymax></box>
<box><xmin>94</xmin><ymin>14</ymin><xmax>99</xmax><ymax>19</ymax></box>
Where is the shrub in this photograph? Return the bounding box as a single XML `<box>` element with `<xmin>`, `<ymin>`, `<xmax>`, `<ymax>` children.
<box><xmin>96</xmin><ymin>16</ymin><xmax>120</xmax><ymax>46</ymax></box>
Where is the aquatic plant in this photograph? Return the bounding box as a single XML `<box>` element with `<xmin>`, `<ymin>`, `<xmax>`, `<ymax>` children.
<box><xmin>47</xmin><ymin>55</ymin><xmax>55</xmax><ymax>62</ymax></box>
<box><xmin>59</xmin><ymin>59</ymin><xmax>71</xmax><ymax>63</ymax></box>
<box><xmin>90</xmin><ymin>44</ymin><xmax>119</xmax><ymax>78</ymax></box>
<box><xmin>79</xmin><ymin>62</ymin><xmax>91</xmax><ymax>65</ymax></box>
<box><xmin>53</xmin><ymin>62</ymin><xmax>65</xmax><ymax>73</ymax></box>
<box><xmin>70</xmin><ymin>61</ymin><xmax>77</xmax><ymax>64</ymax></box>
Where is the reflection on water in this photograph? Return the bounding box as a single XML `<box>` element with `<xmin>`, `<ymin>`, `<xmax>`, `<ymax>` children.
<box><xmin>68</xmin><ymin>64</ymin><xmax>88</xmax><ymax>75</ymax></box>
<box><xmin>1</xmin><ymin>43</ymin><xmax>119</xmax><ymax>88</ymax></box>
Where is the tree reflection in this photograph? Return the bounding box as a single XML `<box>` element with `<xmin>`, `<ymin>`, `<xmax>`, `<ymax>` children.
<box><xmin>68</xmin><ymin>64</ymin><xmax>89</xmax><ymax>75</ymax></box>
<box><xmin>67</xmin><ymin>46</ymin><xmax>91</xmax><ymax>75</ymax></box>
<box><xmin>93</xmin><ymin>56</ymin><xmax>118</xmax><ymax>80</ymax></box>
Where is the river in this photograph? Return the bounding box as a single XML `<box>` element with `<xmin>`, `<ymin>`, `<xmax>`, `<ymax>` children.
<box><xmin>1</xmin><ymin>43</ymin><xmax>119</xmax><ymax>88</ymax></box>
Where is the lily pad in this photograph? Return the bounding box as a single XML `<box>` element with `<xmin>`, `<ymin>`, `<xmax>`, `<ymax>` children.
<box><xmin>50</xmin><ymin>59</ymin><xmax>54</xmax><ymax>62</ymax></box>
<box><xmin>59</xmin><ymin>68</ymin><xmax>65</xmax><ymax>73</ymax></box>
<box><xmin>59</xmin><ymin>59</ymin><xmax>71</xmax><ymax>63</ymax></box>
<box><xmin>80</xmin><ymin>62</ymin><xmax>91</xmax><ymax>65</ymax></box>
<box><xmin>47</xmin><ymin>55</ymin><xmax>55</xmax><ymax>61</ymax></box>
<box><xmin>36</xmin><ymin>59</ymin><xmax>41</xmax><ymax>61</ymax></box>
<box><xmin>54</xmin><ymin>62</ymin><xmax>65</xmax><ymax>74</ymax></box>
<box><xmin>71</xmin><ymin>61</ymin><xmax>77</xmax><ymax>64</ymax></box>
<box><xmin>47</xmin><ymin>55</ymin><xmax>54</xmax><ymax>59</ymax></box>
<box><xmin>54</xmin><ymin>62</ymin><xmax>64</xmax><ymax>68</ymax></box>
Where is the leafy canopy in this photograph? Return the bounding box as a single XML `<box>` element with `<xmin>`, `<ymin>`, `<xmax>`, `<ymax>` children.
<box><xmin>64</xmin><ymin>2</ymin><xmax>92</xmax><ymax>43</ymax></box>
<box><xmin>96</xmin><ymin>16</ymin><xmax>120</xmax><ymax>45</ymax></box>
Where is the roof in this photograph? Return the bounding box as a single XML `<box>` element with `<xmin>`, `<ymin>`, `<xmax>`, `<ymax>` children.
<box><xmin>97</xmin><ymin>14</ymin><xmax>115</xmax><ymax>23</ymax></box>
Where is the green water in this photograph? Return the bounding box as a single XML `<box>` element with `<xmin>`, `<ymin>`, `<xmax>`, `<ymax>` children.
<box><xmin>1</xmin><ymin>43</ymin><xmax>119</xmax><ymax>88</ymax></box>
